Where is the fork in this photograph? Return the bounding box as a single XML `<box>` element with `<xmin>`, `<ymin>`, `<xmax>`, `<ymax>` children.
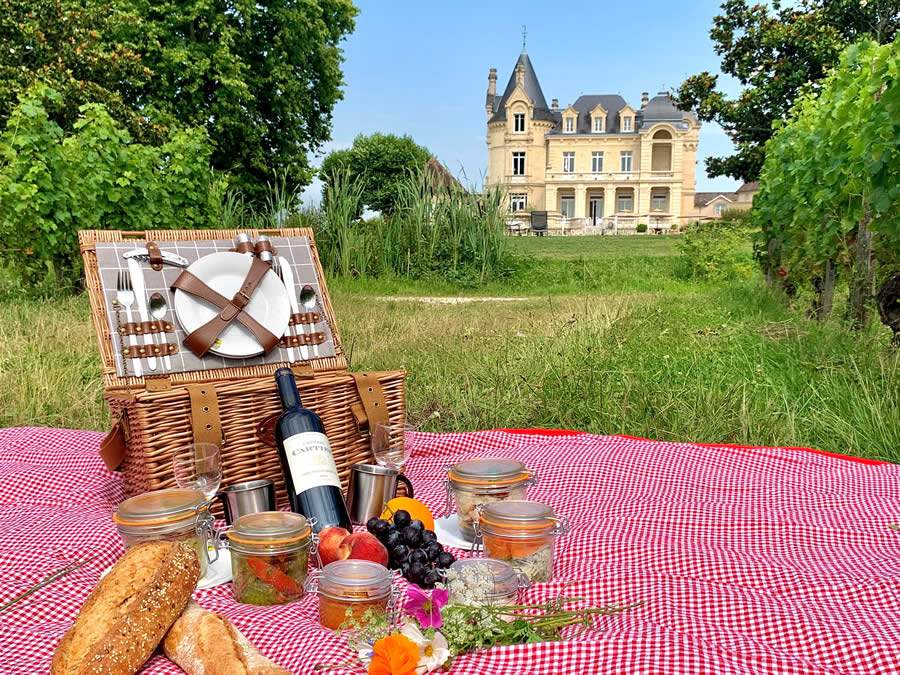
<box><xmin>116</xmin><ymin>271</ymin><xmax>142</xmax><ymax>377</ymax></box>
<box><xmin>272</xmin><ymin>259</ymin><xmax>297</xmax><ymax>363</ymax></box>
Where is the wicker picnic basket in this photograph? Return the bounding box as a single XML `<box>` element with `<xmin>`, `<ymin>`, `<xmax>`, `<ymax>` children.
<box><xmin>79</xmin><ymin>228</ymin><xmax>405</xmax><ymax>508</ymax></box>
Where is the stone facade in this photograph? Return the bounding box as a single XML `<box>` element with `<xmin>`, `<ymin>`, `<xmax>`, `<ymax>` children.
<box><xmin>485</xmin><ymin>50</ymin><xmax>701</xmax><ymax>230</ymax></box>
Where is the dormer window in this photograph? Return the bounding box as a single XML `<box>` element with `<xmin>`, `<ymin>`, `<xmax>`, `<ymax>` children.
<box><xmin>564</xmin><ymin>116</ymin><xmax>575</xmax><ymax>133</ymax></box>
<box><xmin>593</xmin><ymin>116</ymin><xmax>604</xmax><ymax>132</ymax></box>
<box><xmin>622</xmin><ymin>116</ymin><xmax>633</xmax><ymax>132</ymax></box>
<box><xmin>513</xmin><ymin>113</ymin><xmax>525</xmax><ymax>133</ymax></box>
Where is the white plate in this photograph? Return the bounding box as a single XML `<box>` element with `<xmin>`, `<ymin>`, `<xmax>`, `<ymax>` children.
<box><xmin>173</xmin><ymin>252</ymin><xmax>290</xmax><ymax>358</ymax></box>
<box><xmin>99</xmin><ymin>547</ymin><xmax>232</xmax><ymax>590</ymax></box>
<box><xmin>434</xmin><ymin>514</ymin><xmax>477</xmax><ymax>551</ymax></box>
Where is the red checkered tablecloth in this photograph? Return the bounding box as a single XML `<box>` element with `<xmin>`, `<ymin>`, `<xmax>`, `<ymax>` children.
<box><xmin>1</xmin><ymin>426</ymin><xmax>899</xmax><ymax>674</ymax></box>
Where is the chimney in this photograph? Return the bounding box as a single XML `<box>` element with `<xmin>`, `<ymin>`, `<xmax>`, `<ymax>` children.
<box><xmin>485</xmin><ymin>68</ymin><xmax>497</xmax><ymax>116</ymax></box>
<box><xmin>515</xmin><ymin>63</ymin><xmax>525</xmax><ymax>88</ymax></box>
<box><xmin>641</xmin><ymin>92</ymin><xmax>649</xmax><ymax>108</ymax></box>
<box><xmin>551</xmin><ymin>98</ymin><xmax>559</xmax><ymax>111</ymax></box>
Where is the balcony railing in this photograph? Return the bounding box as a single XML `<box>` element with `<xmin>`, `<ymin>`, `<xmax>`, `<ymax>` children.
<box><xmin>547</xmin><ymin>170</ymin><xmax>677</xmax><ymax>181</ymax></box>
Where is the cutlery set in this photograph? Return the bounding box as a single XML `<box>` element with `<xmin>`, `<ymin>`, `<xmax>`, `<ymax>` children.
<box><xmin>111</xmin><ymin>236</ymin><xmax>324</xmax><ymax>377</ymax></box>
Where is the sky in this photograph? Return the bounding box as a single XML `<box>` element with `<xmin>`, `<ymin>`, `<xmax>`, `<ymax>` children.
<box><xmin>302</xmin><ymin>0</ymin><xmax>743</xmax><ymax>204</ymax></box>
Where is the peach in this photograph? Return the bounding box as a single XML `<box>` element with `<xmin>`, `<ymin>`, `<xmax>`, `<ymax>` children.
<box><xmin>316</xmin><ymin>528</ymin><xmax>388</xmax><ymax>567</ymax></box>
<box><xmin>346</xmin><ymin>532</ymin><xmax>388</xmax><ymax>567</ymax></box>
<box><xmin>317</xmin><ymin>526</ymin><xmax>352</xmax><ymax>566</ymax></box>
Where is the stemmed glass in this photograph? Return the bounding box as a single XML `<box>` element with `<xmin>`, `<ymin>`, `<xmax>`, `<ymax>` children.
<box><xmin>371</xmin><ymin>422</ymin><xmax>415</xmax><ymax>472</ymax></box>
<box><xmin>172</xmin><ymin>443</ymin><xmax>222</xmax><ymax>500</ymax></box>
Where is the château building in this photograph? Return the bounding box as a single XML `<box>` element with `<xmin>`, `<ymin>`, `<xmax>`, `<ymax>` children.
<box><xmin>485</xmin><ymin>48</ymin><xmax>701</xmax><ymax>230</ymax></box>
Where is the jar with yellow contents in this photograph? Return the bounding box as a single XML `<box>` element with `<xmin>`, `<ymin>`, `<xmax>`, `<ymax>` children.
<box><xmin>445</xmin><ymin>458</ymin><xmax>535</xmax><ymax>542</ymax></box>
<box><xmin>113</xmin><ymin>488</ymin><xmax>217</xmax><ymax>576</ymax></box>
<box><xmin>307</xmin><ymin>560</ymin><xmax>396</xmax><ymax>630</ymax></box>
<box><xmin>474</xmin><ymin>500</ymin><xmax>568</xmax><ymax>583</ymax></box>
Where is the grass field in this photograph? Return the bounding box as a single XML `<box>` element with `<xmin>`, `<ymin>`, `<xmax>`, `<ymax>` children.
<box><xmin>1</xmin><ymin>235</ymin><xmax>897</xmax><ymax>461</ymax></box>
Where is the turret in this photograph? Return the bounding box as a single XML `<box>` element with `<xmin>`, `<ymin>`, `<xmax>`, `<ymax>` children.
<box><xmin>485</xmin><ymin>68</ymin><xmax>497</xmax><ymax>117</ymax></box>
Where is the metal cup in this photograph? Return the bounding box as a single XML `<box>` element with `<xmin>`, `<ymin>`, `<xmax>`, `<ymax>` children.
<box><xmin>346</xmin><ymin>463</ymin><xmax>414</xmax><ymax>525</ymax></box>
<box><xmin>217</xmin><ymin>479</ymin><xmax>276</xmax><ymax>525</ymax></box>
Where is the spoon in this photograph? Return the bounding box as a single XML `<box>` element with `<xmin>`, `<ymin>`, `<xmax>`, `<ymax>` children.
<box><xmin>149</xmin><ymin>292</ymin><xmax>172</xmax><ymax>371</ymax></box>
<box><xmin>299</xmin><ymin>285</ymin><xmax>321</xmax><ymax>358</ymax></box>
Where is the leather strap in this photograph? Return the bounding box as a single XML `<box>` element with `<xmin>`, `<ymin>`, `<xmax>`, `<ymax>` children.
<box><xmin>146</xmin><ymin>241</ymin><xmax>164</xmax><ymax>271</ymax></box>
<box><xmin>187</xmin><ymin>384</ymin><xmax>223</xmax><ymax>447</ymax></box>
<box><xmin>118</xmin><ymin>320</ymin><xmax>174</xmax><ymax>336</ymax></box>
<box><xmin>279</xmin><ymin>332</ymin><xmax>326</xmax><ymax>348</ymax></box>
<box><xmin>122</xmin><ymin>343</ymin><xmax>178</xmax><ymax>358</ymax></box>
<box><xmin>350</xmin><ymin>372</ymin><xmax>390</xmax><ymax>433</ymax></box>
<box><xmin>100</xmin><ymin>418</ymin><xmax>127</xmax><ymax>471</ymax></box>
<box><xmin>289</xmin><ymin>312</ymin><xmax>322</xmax><ymax>326</ymax></box>
<box><xmin>171</xmin><ymin>257</ymin><xmax>278</xmax><ymax>357</ymax></box>
<box><xmin>254</xmin><ymin>239</ymin><xmax>275</xmax><ymax>257</ymax></box>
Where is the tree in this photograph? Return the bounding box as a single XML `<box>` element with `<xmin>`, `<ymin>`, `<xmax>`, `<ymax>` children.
<box><xmin>675</xmin><ymin>0</ymin><xmax>898</xmax><ymax>182</ymax></box>
<box><xmin>0</xmin><ymin>0</ymin><xmax>358</xmax><ymax>199</ymax></box>
<box><xmin>320</xmin><ymin>133</ymin><xmax>431</xmax><ymax>214</ymax></box>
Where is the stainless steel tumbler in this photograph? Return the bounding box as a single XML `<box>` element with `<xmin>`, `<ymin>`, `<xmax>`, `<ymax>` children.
<box><xmin>217</xmin><ymin>479</ymin><xmax>276</xmax><ymax>525</ymax></box>
<box><xmin>345</xmin><ymin>463</ymin><xmax>414</xmax><ymax>525</ymax></box>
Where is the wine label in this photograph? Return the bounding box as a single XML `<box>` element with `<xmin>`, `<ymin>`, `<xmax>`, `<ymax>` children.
<box><xmin>283</xmin><ymin>432</ymin><xmax>342</xmax><ymax>494</ymax></box>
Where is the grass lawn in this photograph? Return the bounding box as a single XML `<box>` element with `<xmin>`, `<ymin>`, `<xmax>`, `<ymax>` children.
<box><xmin>1</xmin><ymin>235</ymin><xmax>897</xmax><ymax>461</ymax></box>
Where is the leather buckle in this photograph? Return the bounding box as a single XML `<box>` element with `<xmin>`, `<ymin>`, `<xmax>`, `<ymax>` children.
<box><xmin>232</xmin><ymin>289</ymin><xmax>252</xmax><ymax>308</ymax></box>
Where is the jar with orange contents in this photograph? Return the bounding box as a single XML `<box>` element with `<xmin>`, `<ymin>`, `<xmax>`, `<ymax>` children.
<box><xmin>307</xmin><ymin>560</ymin><xmax>395</xmax><ymax>630</ymax></box>
<box><xmin>445</xmin><ymin>458</ymin><xmax>536</xmax><ymax>542</ymax></box>
<box><xmin>474</xmin><ymin>500</ymin><xmax>568</xmax><ymax>583</ymax></box>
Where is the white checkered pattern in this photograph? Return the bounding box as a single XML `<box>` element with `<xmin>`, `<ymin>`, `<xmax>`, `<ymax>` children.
<box><xmin>1</xmin><ymin>426</ymin><xmax>899</xmax><ymax>674</ymax></box>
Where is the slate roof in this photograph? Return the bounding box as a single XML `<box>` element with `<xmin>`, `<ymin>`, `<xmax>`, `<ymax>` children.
<box><xmin>694</xmin><ymin>192</ymin><xmax>736</xmax><ymax>207</ymax></box>
<box><xmin>489</xmin><ymin>51</ymin><xmax>554</xmax><ymax>123</ymax></box>
<box><xmin>737</xmin><ymin>181</ymin><xmax>759</xmax><ymax>193</ymax></box>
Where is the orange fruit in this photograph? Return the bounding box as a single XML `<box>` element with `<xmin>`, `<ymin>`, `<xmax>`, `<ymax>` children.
<box><xmin>381</xmin><ymin>497</ymin><xmax>435</xmax><ymax>532</ymax></box>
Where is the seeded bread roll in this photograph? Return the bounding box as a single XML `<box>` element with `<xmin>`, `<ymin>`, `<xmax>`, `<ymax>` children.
<box><xmin>51</xmin><ymin>541</ymin><xmax>201</xmax><ymax>675</ymax></box>
<box><xmin>163</xmin><ymin>601</ymin><xmax>290</xmax><ymax>675</ymax></box>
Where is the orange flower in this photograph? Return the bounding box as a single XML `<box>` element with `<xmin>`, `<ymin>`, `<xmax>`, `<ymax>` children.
<box><xmin>367</xmin><ymin>633</ymin><xmax>420</xmax><ymax>675</ymax></box>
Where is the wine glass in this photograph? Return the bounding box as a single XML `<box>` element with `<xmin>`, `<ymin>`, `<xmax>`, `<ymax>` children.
<box><xmin>371</xmin><ymin>422</ymin><xmax>415</xmax><ymax>472</ymax></box>
<box><xmin>172</xmin><ymin>443</ymin><xmax>222</xmax><ymax>500</ymax></box>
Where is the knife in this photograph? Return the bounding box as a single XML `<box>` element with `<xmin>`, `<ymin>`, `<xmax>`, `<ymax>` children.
<box><xmin>122</xmin><ymin>248</ymin><xmax>189</xmax><ymax>268</ymax></box>
<box><xmin>278</xmin><ymin>256</ymin><xmax>307</xmax><ymax>362</ymax></box>
<box><xmin>126</xmin><ymin>257</ymin><xmax>158</xmax><ymax>371</ymax></box>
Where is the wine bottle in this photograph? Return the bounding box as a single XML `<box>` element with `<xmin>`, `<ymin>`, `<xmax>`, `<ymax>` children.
<box><xmin>273</xmin><ymin>367</ymin><xmax>351</xmax><ymax>532</ymax></box>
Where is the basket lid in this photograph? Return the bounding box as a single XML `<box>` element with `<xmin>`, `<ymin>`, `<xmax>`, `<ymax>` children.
<box><xmin>113</xmin><ymin>488</ymin><xmax>204</xmax><ymax>527</ymax></box>
<box><xmin>227</xmin><ymin>511</ymin><xmax>311</xmax><ymax>547</ymax></box>
<box><xmin>448</xmin><ymin>458</ymin><xmax>530</xmax><ymax>487</ymax></box>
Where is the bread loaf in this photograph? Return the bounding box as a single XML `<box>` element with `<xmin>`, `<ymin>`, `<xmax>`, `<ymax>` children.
<box><xmin>163</xmin><ymin>601</ymin><xmax>289</xmax><ymax>675</ymax></box>
<box><xmin>51</xmin><ymin>541</ymin><xmax>201</xmax><ymax>675</ymax></box>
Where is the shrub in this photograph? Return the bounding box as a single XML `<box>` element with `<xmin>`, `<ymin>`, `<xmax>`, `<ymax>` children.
<box><xmin>0</xmin><ymin>86</ymin><xmax>226</xmax><ymax>291</ymax></box>
<box><xmin>636</xmin><ymin>223</ymin><xmax>648</xmax><ymax>233</ymax></box>
<box><xmin>675</xmin><ymin>221</ymin><xmax>755</xmax><ymax>281</ymax></box>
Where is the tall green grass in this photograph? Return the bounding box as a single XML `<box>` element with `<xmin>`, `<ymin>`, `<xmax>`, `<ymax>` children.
<box><xmin>313</xmin><ymin>168</ymin><xmax>511</xmax><ymax>283</ymax></box>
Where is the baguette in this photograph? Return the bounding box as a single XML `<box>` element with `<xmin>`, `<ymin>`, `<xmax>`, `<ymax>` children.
<box><xmin>163</xmin><ymin>601</ymin><xmax>290</xmax><ymax>674</ymax></box>
<box><xmin>51</xmin><ymin>541</ymin><xmax>201</xmax><ymax>675</ymax></box>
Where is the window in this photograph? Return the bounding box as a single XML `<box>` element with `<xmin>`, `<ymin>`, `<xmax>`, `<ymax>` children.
<box><xmin>510</xmin><ymin>193</ymin><xmax>527</xmax><ymax>212</ymax></box>
<box><xmin>563</xmin><ymin>152</ymin><xmax>575</xmax><ymax>173</ymax></box>
<box><xmin>591</xmin><ymin>151</ymin><xmax>604</xmax><ymax>173</ymax></box>
<box><xmin>714</xmin><ymin>203</ymin><xmax>727</xmax><ymax>217</ymax></box>
<box><xmin>560</xmin><ymin>196</ymin><xmax>575</xmax><ymax>218</ymax></box>
<box><xmin>564</xmin><ymin>116</ymin><xmax>575</xmax><ymax>133</ymax></box>
<box><xmin>513</xmin><ymin>113</ymin><xmax>525</xmax><ymax>132</ymax></box>
<box><xmin>651</xmin><ymin>189</ymin><xmax>668</xmax><ymax>211</ymax></box>
<box><xmin>617</xmin><ymin>192</ymin><xmax>634</xmax><ymax>212</ymax></box>
<box><xmin>622</xmin><ymin>116</ymin><xmax>633</xmax><ymax>132</ymax></box>
<box><xmin>593</xmin><ymin>116</ymin><xmax>604</xmax><ymax>132</ymax></box>
<box><xmin>512</xmin><ymin>152</ymin><xmax>526</xmax><ymax>176</ymax></box>
<box><xmin>620</xmin><ymin>151</ymin><xmax>632</xmax><ymax>172</ymax></box>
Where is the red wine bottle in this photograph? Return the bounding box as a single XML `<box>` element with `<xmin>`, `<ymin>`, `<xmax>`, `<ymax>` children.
<box><xmin>274</xmin><ymin>368</ymin><xmax>351</xmax><ymax>532</ymax></box>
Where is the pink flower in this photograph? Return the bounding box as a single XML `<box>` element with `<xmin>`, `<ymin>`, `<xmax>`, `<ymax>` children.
<box><xmin>404</xmin><ymin>584</ymin><xmax>449</xmax><ymax>629</ymax></box>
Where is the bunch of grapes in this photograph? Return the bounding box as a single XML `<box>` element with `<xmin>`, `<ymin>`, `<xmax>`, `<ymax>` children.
<box><xmin>366</xmin><ymin>509</ymin><xmax>455</xmax><ymax>588</ymax></box>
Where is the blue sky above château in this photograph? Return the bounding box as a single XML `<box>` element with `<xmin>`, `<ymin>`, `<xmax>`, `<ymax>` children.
<box><xmin>302</xmin><ymin>0</ymin><xmax>741</xmax><ymax>204</ymax></box>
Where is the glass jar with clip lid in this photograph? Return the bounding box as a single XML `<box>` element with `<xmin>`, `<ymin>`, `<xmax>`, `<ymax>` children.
<box><xmin>445</xmin><ymin>458</ymin><xmax>536</xmax><ymax>541</ymax></box>
<box><xmin>225</xmin><ymin>511</ymin><xmax>316</xmax><ymax>605</ymax></box>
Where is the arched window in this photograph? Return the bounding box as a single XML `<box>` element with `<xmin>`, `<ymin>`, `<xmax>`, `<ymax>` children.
<box><xmin>653</xmin><ymin>129</ymin><xmax>672</xmax><ymax>140</ymax></box>
<box><xmin>651</xmin><ymin>129</ymin><xmax>673</xmax><ymax>171</ymax></box>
